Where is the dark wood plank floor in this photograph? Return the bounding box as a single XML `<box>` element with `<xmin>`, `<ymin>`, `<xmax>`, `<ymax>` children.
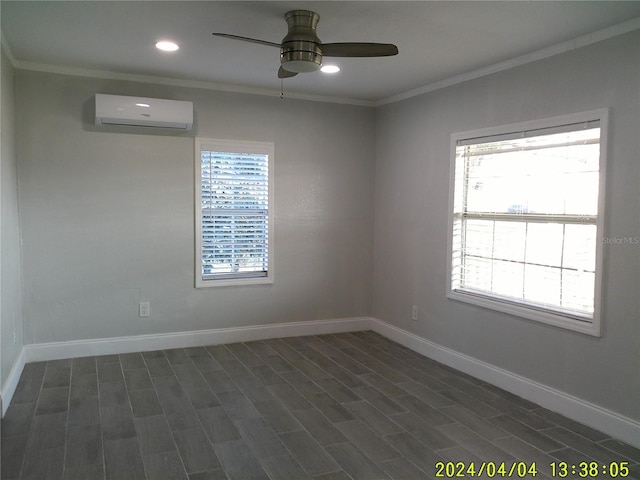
<box><xmin>2</xmin><ymin>331</ymin><xmax>639</xmax><ymax>479</ymax></box>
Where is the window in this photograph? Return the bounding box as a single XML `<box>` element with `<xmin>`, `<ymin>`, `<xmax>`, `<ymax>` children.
<box><xmin>195</xmin><ymin>138</ymin><xmax>274</xmax><ymax>287</ymax></box>
<box><xmin>447</xmin><ymin>110</ymin><xmax>607</xmax><ymax>335</ymax></box>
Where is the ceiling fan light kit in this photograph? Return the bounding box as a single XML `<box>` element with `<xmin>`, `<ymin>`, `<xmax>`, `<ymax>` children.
<box><xmin>212</xmin><ymin>9</ymin><xmax>398</xmax><ymax>79</ymax></box>
<box><xmin>280</xmin><ymin>10</ymin><xmax>323</xmax><ymax>73</ymax></box>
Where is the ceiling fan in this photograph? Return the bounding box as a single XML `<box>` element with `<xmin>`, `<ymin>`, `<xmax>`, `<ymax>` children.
<box><xmin>212</xmin><ymin>10</ymin><xmax>399</xmax><ymax>79</ymax></box>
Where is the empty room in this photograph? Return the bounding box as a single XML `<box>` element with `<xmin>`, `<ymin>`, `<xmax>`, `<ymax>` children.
<box><xmin>1</xmin><ymin>1</ymin><xmax>639</xmax><ymax>479</ymax></box>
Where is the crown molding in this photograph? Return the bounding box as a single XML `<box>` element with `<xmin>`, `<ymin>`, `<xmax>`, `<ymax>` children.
<box><xmin>3</xmin><ymin>17</ymin><xmax>639</xmax><ymax>108</ymax></box>
<box><xmin>8</xmin><ymin>59</ymin><xmax>376</xmax><ymax>107</ymax></box>
<box><xmin>1</xmin><ymin>32</ymin><xmax>17</xmax><ymax>64</ymax></box>
<box><xmin>376</xmin><ymin>17</ymin><xmax>640</xmax><ymax>106</ymax></box>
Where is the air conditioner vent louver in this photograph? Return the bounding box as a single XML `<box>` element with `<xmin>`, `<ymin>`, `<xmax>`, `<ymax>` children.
<box><xmin>95</xmin><ymin>94</ymin><xmax>193</xmax><ymax>130</ymax></box>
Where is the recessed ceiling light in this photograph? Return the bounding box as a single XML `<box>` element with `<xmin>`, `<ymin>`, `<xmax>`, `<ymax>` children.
<box><xmin>320</xmin><ymin>65</ymin><xmax>340</xmax><ymax>74</ymax></box>
<box><xmin>155</xmin><ymin>41</ymin><xmax>179</xmax><ymax>52</ymax></box>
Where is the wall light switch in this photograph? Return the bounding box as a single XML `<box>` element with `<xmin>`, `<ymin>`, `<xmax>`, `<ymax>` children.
<box><xmin>139</xmin><ymin>302</ymin><xmax>150</xmax><ymax>318</ymax></box>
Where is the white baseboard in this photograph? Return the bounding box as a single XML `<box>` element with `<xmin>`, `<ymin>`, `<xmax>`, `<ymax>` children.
<box><xmin>4</xmin><ymin>315</ymin><xmax>639</xmax><ymax>450</ymax></box>
<box><xmin>22</xmin><ymin>317</ymin><xmax>373</xmax><ymax>363</ymax></box>
<box><xmin>370</xmin><ymin>318</ymin><xmax>640</xmax><ymax>449</ymax></box>
<box><xmin>1</xmin><ymin>316</ymin><xmax>371</xmax><ymax>416</ymax></box>
<box><xmin>1</xmin><ymin>347</ymin><xmax>26</xmax><ymax>416</ymax></box>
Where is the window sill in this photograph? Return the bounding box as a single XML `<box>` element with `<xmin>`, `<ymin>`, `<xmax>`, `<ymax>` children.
<box><xmin>196</xmin><ymin>276</ymin><xmax>273</xmax><ymax>289</ymax></box>
<box><xmin>447</xmin><ymin>289</ymin><xmax>601</xmax><ymax>337</ymax></box>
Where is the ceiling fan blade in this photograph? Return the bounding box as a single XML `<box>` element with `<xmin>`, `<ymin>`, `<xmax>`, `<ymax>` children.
<box><xmin>321</xmin><ymin>43</ymin><xmax>398</xmax><ymax>57</ymax></box>
<box><xmin>278</xmin><ymin>66</ymin><xmax>298</xmax><ymax>79</ymax></box>
<box><xmin>212</xmin><ymin>33</ymin><xmax>281</xmax><ymax>48</ymax></box>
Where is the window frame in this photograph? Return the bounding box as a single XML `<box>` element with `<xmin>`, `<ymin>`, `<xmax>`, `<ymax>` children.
<box><xmin>195</xmin><ymin>137</ymin><xmax>275</xmax><ymax>288</ymax></box>
<box><xmin>446</xmin><ymin>109</ymin><xmax>608</xmax><ymax>336</ymax></box>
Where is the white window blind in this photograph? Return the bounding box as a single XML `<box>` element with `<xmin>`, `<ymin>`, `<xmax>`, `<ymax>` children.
<box><xmin>195</xmin><ymin>139</ymin><xmax>273</xmax><ymax>287</ymax></box>
<box><xmin>449</xmin><ymin>111</ymin><xmax>607</xmax><ymax>335</ymax></box>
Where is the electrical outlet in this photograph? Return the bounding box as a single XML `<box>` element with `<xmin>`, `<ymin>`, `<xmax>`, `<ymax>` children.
<box><xmin>412</xmin><ymin>305</ymin><xmax>418</xmax><ymax>321</ymax></box>
<box><xmin>139</xmin><ymin>302</ymin><xmax>150</xmax><ymax>318</ymax></box>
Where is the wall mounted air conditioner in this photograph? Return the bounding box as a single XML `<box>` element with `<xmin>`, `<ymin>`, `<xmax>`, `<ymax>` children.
<box><xmin>95</xmin><ymin>94</ymin><xmax>193</xmax><ymax>130</ymax></box>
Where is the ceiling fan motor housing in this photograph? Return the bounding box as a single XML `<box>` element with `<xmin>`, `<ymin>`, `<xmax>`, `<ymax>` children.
<box><xmin>280</xmin><ymin>10</ymin><xmax>322</xmax><ymax>73</ymax></box>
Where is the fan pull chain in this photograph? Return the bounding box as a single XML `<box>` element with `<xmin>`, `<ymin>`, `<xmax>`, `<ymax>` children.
<box><xmin>280</xmin><ymin>79</ymin><xmax>285</xmax><ymax>100</ymax></box>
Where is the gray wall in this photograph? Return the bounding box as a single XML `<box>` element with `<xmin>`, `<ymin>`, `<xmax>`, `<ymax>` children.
<box><xmin>374</xmin><ymin>31</ymin><xmax>640</xmax><ymax>421</ymax></box>
<box><xmin>16</xmin><ymin>71</ymin><xmax>375</xmax><ymax>345</ymax></box>
<box><xmin>1</xmin><ymin>45</ymin><xmax>24</xmax><ymax>389</ymax></box>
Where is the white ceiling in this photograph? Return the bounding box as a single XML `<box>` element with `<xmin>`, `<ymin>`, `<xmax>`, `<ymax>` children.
<box><xmin>3</xmin><ymin>1</ymin><xmax>640</xmax><ymax>104</ymax></box>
